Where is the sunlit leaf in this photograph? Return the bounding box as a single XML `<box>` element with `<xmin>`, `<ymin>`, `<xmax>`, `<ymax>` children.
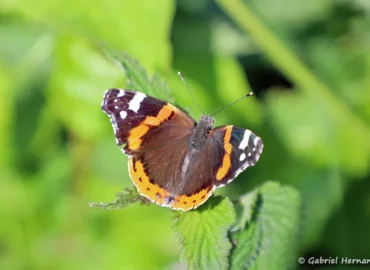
<box><xmin>230</xmin><ymin>182</ymin><xmax>301</xmax><ymax>270</ymax></box>
<box><xmin>89</xmin><ymin>187</ymin><xmax>147</xmax><ymax>210</ymax></box>
<box><xmin>174</xmin><ymin>197</ymin><xmax>236</xmax><ymax>270</ymax></box>
<box><xmin>232</xmin><ymin>190</ymin><xmax>258</xmax><ymax>232</ymax></box>
<box><xmin>104</xmin><ymin>49</ymin><xmax>173</xmax><ymax>101</ymax></box>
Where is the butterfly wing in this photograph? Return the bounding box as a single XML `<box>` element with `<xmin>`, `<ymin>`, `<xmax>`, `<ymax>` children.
<box><xmin>209</xmin><ymin>125</ymin><xmax>263</xmax><ymax>187</ymax></box>
<box><xmin>102</xmin><ymin>89</ymin><xmax>197</xmax><ymax>208</ymax></box>
<box><xmin>102</xmin><ymin>89</ymin><xmax>194</xmax><ymax>154</ymax></box>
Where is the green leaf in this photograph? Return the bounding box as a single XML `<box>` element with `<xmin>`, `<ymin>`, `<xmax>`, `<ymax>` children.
<box><xmin>232</xmin><ymin>190</ymin><xmax>259</xmax><ymax>232</ymax></box>
<box><xmin>230</xmin><ymin>182</ymin><xmax>301</xmax><ymax>270</ymax></box>
<box><xmin>272</xmin><ymin>158</ymin><xmax>344</xmax><ymax>250</ymax></box>
<box><xmin>173</xmin><ymin>196</ymin><xmax>236</xmax><ymax>270</ymax></box>
<box><xmin>104</xmin><ymin>49</ymin><xmax>173</xmax><ymax>102</ymax></box>
<box><xmin>89</xmin><ymin>187</ymin><xmax>147</xmax><ymax>210</ymax></box>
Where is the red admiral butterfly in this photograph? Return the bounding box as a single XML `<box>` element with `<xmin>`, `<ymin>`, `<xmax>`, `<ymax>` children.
<box><xmin>102</xmin><ymin>89</ymin><xmax>263</xmax><ymax>211</ymax></box>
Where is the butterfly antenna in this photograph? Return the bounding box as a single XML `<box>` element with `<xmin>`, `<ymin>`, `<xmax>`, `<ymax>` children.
<box><xmin>210</xmin><ymin>92</ymin><xmax>254</xmax><ymax>117</ymax></box>
<box><xmin>178</xmin><ymin>71</ymin><xmax>204</xmax><ymax>114</ymax></box>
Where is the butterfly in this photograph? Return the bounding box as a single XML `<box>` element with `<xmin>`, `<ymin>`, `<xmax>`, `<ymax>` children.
<box><xmin>101</xmin><ymin>89</ymin><xmax>263</xmax><ymax>211</ymax></box>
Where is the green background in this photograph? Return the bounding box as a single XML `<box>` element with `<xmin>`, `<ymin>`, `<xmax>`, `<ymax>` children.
<box><xmin>1</xmin><ymin>0</ymin><xmax>370</xmax><ymax>269</ymax></box>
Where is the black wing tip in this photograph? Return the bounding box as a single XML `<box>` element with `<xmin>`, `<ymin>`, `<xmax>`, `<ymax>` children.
<box><xmin>254</xmin><ymin>137</ymin><xmax>264</xmax><ymax>164</ymax></box>
<box><xmin>101</xmin><ymin>88</ymin><xmax>125</xmax><ymax>112</ymax></box>
<box><xmin>103</xmin><ymin>88</ymin><xmax>122</xmax><ymax>99</ymax></box>
<box><xmin>247</xmin><ymin>133</ymin><xmax>263</xmax><ymax>164</ymax></box>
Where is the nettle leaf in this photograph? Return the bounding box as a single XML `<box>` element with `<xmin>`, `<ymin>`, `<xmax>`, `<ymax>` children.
<box><xmin>104</xmin><ymin>49</ymin><xmax>173</xmax><ymax>102</ymax></box>
<box><xmin>89</xmin><ymin>187</ymin><xmax>148</xmax><ymax>210</ymax></box>
<box><xmin>232</xmin><ymin>190</ymin><xmax>259</xmax><ymax>232</ymax></box>
<box><xmin>173</xmin><ymin>197</ymin><xmax>236</xmax><ymax>270</ymax></box>
<box><xmin>230</xmin><ymin>182</ymin><xmax>301</xmax><ymax>270</ymax></box>
<box><xmin>91</xmin><ymin>51</ymin><xmax>174</xmax><ymax>210</ymax></box>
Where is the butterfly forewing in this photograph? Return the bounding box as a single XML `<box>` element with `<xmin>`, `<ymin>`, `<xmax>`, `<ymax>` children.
<box><xmin>210</xmin><ymin>125</ymin><xmax>263</xmax><ymax>187</ymax></box>
<box><xmin>102</xmin><ymin>90</ymin><xmax>161</xmax><ymax>147</ymax></box>
<box><xmin>102</xmin><ymin>89</ymin><xmax>193</xmax><ymax>154</ymax></box>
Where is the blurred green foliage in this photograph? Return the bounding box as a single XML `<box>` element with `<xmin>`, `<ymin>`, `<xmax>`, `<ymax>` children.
<box><xmin>1</xmin><ymin>0</ymin><xmax>370</xmax><ymax>269</ymax></box>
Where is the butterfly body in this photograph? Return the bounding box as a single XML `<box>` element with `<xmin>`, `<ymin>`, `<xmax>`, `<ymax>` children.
<box><xmin>102</xmin><ymin>89</ymin><xmax>263</xmax><ymax>211</ymax></box>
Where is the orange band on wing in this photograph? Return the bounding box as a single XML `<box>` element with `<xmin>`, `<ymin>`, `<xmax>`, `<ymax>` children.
<box><xmin>127</xmin><ymin>103</ymin><xmax>176</xmax><ymax>150</ymax></box>
<box><xmin>216</xmin><ymin>126</ymin><xmax>233</xmax><ymax>180</ymax></box>
<box><xmin>129</xmin><ymin>156</ymin><xmax>215</xmax><ymax>211</ymax></box>
<box><xmin>129</xmin><ymin>157</ymin><xmax>170</xmax><ymax>204</ymax></box>
<box><xmin>224</xmin><ymin>126</ymin><xmax>232</xmax><ymax>155</ymax></box>
<box><xmin>157</xmin><ymin>104</ymin><xmax>176</xmax><ymax>122</ymax></box>
<box><xmin>127</xmin><ymin>125</ymin><xmax>149</xmax><ymax>150</ymax></box>
<box><xmin>143</xmin><ymin>116</ymin><xmax>161</xmax><ymax>126</ymax></box>
<box><xmin>171</xmin><ymin>187</ymin><xmax>214</xmax><ymax>211</ymax></box>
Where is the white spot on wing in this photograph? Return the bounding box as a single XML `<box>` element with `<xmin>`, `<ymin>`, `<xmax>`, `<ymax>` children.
<box><xmin>239</xmin><ymin>130</ymin><xmax>251</xmax><ymax>150</ymax></box>
<box><xmin>240</xmin><ymin>153</ymin><xmax>246</xmax><ymax>161</ymax></box>
<box><xmin>129</xmin><ymin>92</ymin><xmax>146</xmax><ymax>112</ymax></box>
<box><xmin>119</xmin><ymin>111</ymin><xmax>127</xmax><ymax>119</ymax></box>
<box><xmin>117</xmin><ymin>91</ymin><xmax>125</xmax><ymax>97</ymax></box>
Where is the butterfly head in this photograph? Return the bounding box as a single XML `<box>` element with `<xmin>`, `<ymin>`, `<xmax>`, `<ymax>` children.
<box><xmin>190</xmin><ymin>115</ymin><xmax>214</xmax><ymax>149</ymax></box>
<box><xmin>199</xmin><ymin>114</ymin><xmax>215</xmax><ymax>130</ymax></box>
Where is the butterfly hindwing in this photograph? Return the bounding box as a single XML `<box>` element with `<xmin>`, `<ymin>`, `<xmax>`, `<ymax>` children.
<box><xmin>127</xmin><ymin>113</ymin><xmax>215</xmax><ymax>211</ymax></box>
